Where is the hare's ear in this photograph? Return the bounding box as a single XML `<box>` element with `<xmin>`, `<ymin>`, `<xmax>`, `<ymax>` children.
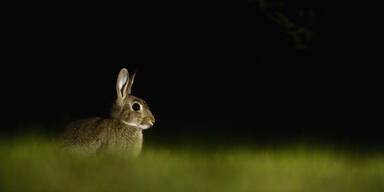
<box><xmin>126</xmin><ymin>72</ymin><xmax>136</xmax><ymax>95</ymax></box>
<box><xmin>116</xmin><ymin>68</ymin><xmax>129</xmax><ymax>101</ymax></box>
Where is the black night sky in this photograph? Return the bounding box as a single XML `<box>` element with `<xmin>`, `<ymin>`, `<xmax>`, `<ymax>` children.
<box><xmin>1</xmin><ymin>2</ymin><xmax>380</xmax><ymax>147</ymax></box>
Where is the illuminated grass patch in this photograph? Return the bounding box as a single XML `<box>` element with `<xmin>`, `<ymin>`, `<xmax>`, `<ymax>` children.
<box><xmin>0</xmin><ymin>137</ymin><xmax>383</xmax><ymax>192</ymax></box>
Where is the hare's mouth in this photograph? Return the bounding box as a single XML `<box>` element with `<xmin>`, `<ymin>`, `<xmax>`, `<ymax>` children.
<box><xmin>121</xmin><ymin>121</ymin><xmax>151</xmax><ymax>130</ymax></box>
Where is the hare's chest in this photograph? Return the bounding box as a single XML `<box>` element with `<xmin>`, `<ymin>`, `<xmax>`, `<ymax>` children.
<box><xmin>107</xmin><ymin>128</ymin><xmax>143</xmax><ymax>154</ymax></box>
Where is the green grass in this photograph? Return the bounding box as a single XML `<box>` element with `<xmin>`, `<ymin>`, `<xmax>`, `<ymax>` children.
<box><xmin>1</xmin><ymin>137</ymin><xmax>383</xmax><ymax>192</ymax></box>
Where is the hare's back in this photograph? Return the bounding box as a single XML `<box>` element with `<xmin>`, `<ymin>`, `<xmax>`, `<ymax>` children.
<box><xmin>61</xmin><ymin>117</ymin><xmax>109</xmax><ymax>146</ymax></box>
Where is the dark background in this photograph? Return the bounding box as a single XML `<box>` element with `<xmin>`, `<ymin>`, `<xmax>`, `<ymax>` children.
<box><xmin>1</xmin><ymin>2</ymin><xmax>380</xmax><ymax>147</ymax></box>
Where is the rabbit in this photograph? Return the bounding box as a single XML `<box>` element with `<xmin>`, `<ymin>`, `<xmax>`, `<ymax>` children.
<box><xmin>60</xmin><ymin>68</ymin><xmax>155</xmax><ymax>156</ymax></box>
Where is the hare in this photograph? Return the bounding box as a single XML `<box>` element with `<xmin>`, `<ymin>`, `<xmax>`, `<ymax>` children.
<box><xmin>60</xmin><ymin>68</ymin><xmax>155</xmax><ymax>156</ymax></box>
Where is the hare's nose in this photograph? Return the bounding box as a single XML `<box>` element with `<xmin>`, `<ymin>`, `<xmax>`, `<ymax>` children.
<box><xmin>149</xmin><ymin>117</ymin><xmax>155</xmax><ymax>126</ymax></box>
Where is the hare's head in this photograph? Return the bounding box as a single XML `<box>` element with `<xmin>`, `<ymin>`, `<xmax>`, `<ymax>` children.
<box><xmin>110</xmin><ymin>68</ymin><xmax>155</xmax><ymax>129</ymax></box>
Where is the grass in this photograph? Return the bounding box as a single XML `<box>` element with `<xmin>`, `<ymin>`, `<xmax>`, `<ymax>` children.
<box><xmin>0</xmin><ymin>136</ymin><xmax>383</xmax><ymax>192</ymax></box>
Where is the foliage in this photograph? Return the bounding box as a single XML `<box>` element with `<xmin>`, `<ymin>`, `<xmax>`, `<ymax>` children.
<box><xmin>1</xmin><ymin>137</ymin><xmax>383</xmax><ymax>192</ymax></box>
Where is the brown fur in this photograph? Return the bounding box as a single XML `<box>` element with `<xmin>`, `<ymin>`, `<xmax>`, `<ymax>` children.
<box><xmin>60</xmin><ymin>68</ymin><xmax>154</xmax><ymax>156</ymax></box>
<box><xmin>61</xmin><ymin>118</ymin><xmax>143</xmax><ymax>155</ymax></box>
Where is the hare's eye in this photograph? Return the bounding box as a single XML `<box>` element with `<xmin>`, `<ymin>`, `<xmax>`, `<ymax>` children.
<box><xmin>132</xmin><ymin>103</ymin><xmax>141</xmax><ymax>111</ymax></box>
